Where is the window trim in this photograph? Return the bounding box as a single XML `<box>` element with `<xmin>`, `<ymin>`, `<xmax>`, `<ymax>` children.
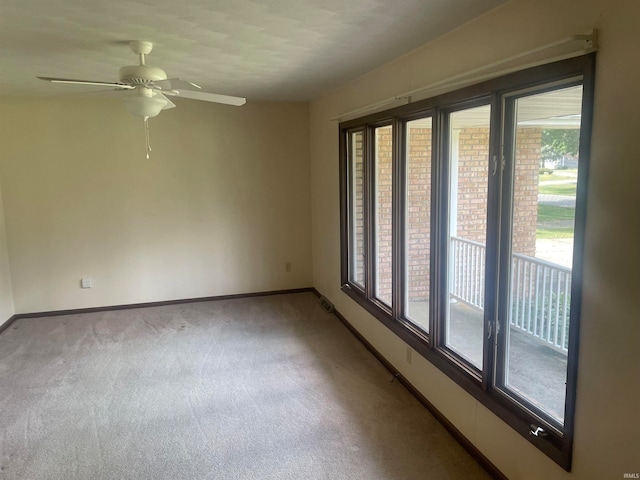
<box><xmin>338</xmin><ymin>54</ymin><xmax>596</xmax><ymax>470</ymax></box>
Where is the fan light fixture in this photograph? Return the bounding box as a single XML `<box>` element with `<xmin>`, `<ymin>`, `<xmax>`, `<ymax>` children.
<box><xmin>120</xmin><ymin>87</ymin><xmax>171</xmax><ymax>159</ymax></box>
<box><xmin>122</xmin><ymin>88</ymin><xmax>168</xmax><ymax>118</ymax></box>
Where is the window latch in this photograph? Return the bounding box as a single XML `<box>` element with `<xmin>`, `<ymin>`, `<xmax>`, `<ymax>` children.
<box><xmin>529</xmin><ymin>425</ymin><xmax>548</xmax><ymax>437</ymax></box>
<box><xmin>491</xmin><ymin>155</ymin><xmax>498</xmax><ymax>176</ymax></box>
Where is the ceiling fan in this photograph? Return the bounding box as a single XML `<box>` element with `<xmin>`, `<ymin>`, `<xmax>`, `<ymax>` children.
<box><xmin>38</xmin><ymin>40</ymin><xmax>246</xmax><ymax>157</ymax></box>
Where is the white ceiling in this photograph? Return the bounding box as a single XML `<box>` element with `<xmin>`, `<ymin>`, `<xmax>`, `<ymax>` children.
<box><xmin>0</xmin><ymin>0</ymin><xmax>506</xmax><ymax>101</ymax></box>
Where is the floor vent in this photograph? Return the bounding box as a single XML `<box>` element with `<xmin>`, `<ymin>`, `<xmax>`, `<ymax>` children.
<box><xmin>319</xmin><ymin>296</ymin><xmax>334</xmax><ymax>313</ymax></box>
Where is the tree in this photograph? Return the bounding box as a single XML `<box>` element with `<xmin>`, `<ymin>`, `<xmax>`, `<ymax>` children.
<box><xmin>541</xmin><ymin>129</ymin><xmax>580</xmax><ymax>161</ymax></box>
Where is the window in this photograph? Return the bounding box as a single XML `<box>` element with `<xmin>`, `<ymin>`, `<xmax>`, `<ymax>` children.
<box><xmin>403</xmin><ymin>116</ymin><xmax>433</xmax><ymax>334</ymax></box>
<box><xmin>346</xmin><ymin>129</ymin><xmax>365</xmax><ymax>289</ymax></box>
<box><xmin>339</xmin><ymin>55</ymin><xmax>595</xmax><ymax>470</ymax></box>
<box><xmin>374</xmin><ymin>125</ymin><xmax>394</xmax><ymax>307</ymax></box>
<box><xmin>496</xmin><ymin>84</ymin><xmax>584</xmax><ymax>428</ymax></box>
<box><xmin>444</xmin><ymin>104</ymin><xmax>492</xmax><ymax>372</ymax></box>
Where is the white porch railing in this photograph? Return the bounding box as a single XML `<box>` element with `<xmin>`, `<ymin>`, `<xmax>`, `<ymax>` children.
<box><xmin>450</xmin><ymin>236</ymin><xmax>571</xmax><ymax>354</ymax></box>
<box><xmin>449</xmin><ymin>236</ymin><xmax>485</xmax><ymax>310</ymax></box>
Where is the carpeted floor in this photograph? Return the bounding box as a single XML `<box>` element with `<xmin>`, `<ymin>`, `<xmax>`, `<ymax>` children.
<box><xmin>0</xmin><ymin>292</ymin><xmax>493</xmax><ymax>479</ymax></box>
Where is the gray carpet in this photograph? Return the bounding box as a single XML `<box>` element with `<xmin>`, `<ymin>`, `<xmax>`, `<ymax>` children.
<box><xmin>0</xmin><ymin>292</ymin><xmax>493</xmax><ymax>479</ymax></box>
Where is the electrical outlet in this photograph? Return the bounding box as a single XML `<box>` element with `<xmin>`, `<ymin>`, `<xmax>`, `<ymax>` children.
<box><xmin>81</xmin><ymin>278</ymin><xmax>92</xmax><ymax>289</ymax></box>
<box><xmin>406</xmin><ymin>346</ymin><xmax>412</xmax><ymax>365</ymax></box>
<box><xmin>285</xmin><ymin>262</ymin><xmax>291</xmax><ymax>272</ymax></box>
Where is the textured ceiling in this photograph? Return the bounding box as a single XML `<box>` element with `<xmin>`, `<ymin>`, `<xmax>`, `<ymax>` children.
<box><xmin>0</xmin><ymin>0</ymin><xmax>506</xmax><ymax>101</ymax></box>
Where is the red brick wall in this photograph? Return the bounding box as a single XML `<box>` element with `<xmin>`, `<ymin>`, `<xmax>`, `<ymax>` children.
<box><xmin>453</xmin><ymin>127</ymin><xmax>539</xmax><ymax>255</ymax></box>
<box><xmin>406</xmin><ymin>127</ymin><xmax>432</xmax><ymax>302</ymax></box>
<box><xmin>375</xmin><ymin>126</ymin><xmax>393</xmax><ymax>304</ymax></box>
<box><xmin>512</xmin><ymin>127</ymin><xmax>541</xmax><ymax>257</ymax></box>
<box><xmin>455</xmin><ymin>128</ymin><xmax>490</xmax><ymax>243</ymax></box>
<box><xmin>349</xmin><ymin>126</ymin><xmax>541</xmax><ymax>304</ymax></box>
<box><xmin>376</xmin><ymin>126</ymin><xmax>433</xmax><ymax>303</ymax></box>
<box><xmin>353</xmin><ymin>132</ymin><xmax>365</xmax><ymax>285</ymax></box>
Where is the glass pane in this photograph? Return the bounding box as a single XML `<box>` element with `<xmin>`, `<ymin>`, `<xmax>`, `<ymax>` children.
<box><xmin>503</xmin><ymin>85</ymin><xmax>582</xmax><ymax>424</ymax></box>
<box><xmin>445</xmin><ymin>105</ymin><xmax>491</xmax><ymax>369</ymax></box>
<box><xmin>375</xmin><ymin>125</ymin><xmax>393</xmax><ymax>306</ymax></box>
<box><xmin>349</xmin><ymin>131</ymin><xmax>365</xmax><ymax>288</ymax></box>
<box><xmin>405</xmin><ymin>117</ymin><xmax>432</xmax><ymax>332</ymax></box>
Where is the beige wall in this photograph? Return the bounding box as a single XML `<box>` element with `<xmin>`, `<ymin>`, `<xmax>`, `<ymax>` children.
<box><xmin>0</xmin><ymin>97</ymin><xmax>312</xmax><ymax>313</ymax></box>
<box><xmin>0</xmin><ymin>178</ymin><xmax>15</xmax><ymax>325</ymax></box>
<box><xmin>310</xmin><ymin>0</ymin><xmax>640</xmax><ymax>479</ymax></box>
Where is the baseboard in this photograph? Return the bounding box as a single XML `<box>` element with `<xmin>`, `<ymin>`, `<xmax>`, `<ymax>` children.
<box><xmin>11</xmin><ymin>287</ymin><xmax>315</xmax><ymax>321</ymax></box>
<box><xmin>321</xmin><ymin>292</ymin><xmax>508</xmax><ymax>480</ymax></box>
<box><xmin>0</xmin><ymin>314</ymin><xmax>19</xmax><ymax>335</ymax></box>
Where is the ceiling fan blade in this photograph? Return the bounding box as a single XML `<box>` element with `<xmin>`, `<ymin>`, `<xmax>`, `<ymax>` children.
<box><xmin>154</xmin><ymin>78</ymin><xmax>201</xmax><ymax>90</ymax></box>
<box><xmin>157</xmin><ymin>93</ymin><xmax>176</xmax><ymax>110</ymax></box>
<box><xmin>164</xmin><ymin>89</ymin><xmax>246</xmax><ymax>106</ymax></box>
<box><xmin>37</xmin><ymin>76</ymin><xmax>135</xmax><ymax>89</ymax></box>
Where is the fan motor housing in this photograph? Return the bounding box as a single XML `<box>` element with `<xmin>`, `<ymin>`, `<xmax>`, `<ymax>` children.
<box><xmin>119</xmin><ymin>65</ymin><xmax>167</xmax><ymax>85</ymax></box>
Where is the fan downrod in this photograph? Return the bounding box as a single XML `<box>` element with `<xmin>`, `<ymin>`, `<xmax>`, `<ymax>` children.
<box><xmin>119</xmin><ymin>40</ymin><xmax>166</xmax><ymax>84</ymax></box>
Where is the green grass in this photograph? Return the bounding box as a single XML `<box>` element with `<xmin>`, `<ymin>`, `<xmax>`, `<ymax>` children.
<box><xmin>538</xmin><ymin>173</ymin><xmax>576</xmax><ymax>182</ymax></box>
<box><xmin>537</xmin><ymin>204</ymin><xmax>575</xmax><ymax>239</ymax></box>
<box><xmin>537</xmin><ymin>204</ymin><xmax>575</xmax><ymax>222</ymax></box>
<box><xmin>536</xmin><ymin>227</ymin><xmax>574</xmax><ymax>239</ymax></box>
<box><xmin>538</xmin><ymin>183</ymin><xmax>577</xmax><ymax>196</ymax></box>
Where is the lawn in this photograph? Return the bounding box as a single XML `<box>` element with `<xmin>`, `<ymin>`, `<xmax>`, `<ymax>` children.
<box><xmin>538</xmin><ymin>183</ymin><xmax>577</xmax><ymax>196</ymax></box>
<box><xmin>538</xmin><ymin>204</ymin><xmax>575</xmax><ymax>222</ymax></box>
<box><xmin>538</xmin><ymin>173</ymin><xmax>576</xmax><ymax>182</ymax></box>
<box><xmin>536</xmin><ymin>227</ymin><xmax>574</xmax><ymax>239</ymax></box>
<box><xmin>537</xmin><ymin>204</ymin><xmax>575</xmax><ymax>239</ymax></box>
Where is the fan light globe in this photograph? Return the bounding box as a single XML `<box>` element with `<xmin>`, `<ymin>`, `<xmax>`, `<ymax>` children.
<box><xmin>123</xmin><ymin>90</ymin><xmax>168</xmax><ymax>118</ymax></box>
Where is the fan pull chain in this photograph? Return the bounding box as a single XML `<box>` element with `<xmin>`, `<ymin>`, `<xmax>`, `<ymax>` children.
<box><xmin>144</xmin><ymin>116</ymin><xmax>151</xmax><ymax>159</ymax></box>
